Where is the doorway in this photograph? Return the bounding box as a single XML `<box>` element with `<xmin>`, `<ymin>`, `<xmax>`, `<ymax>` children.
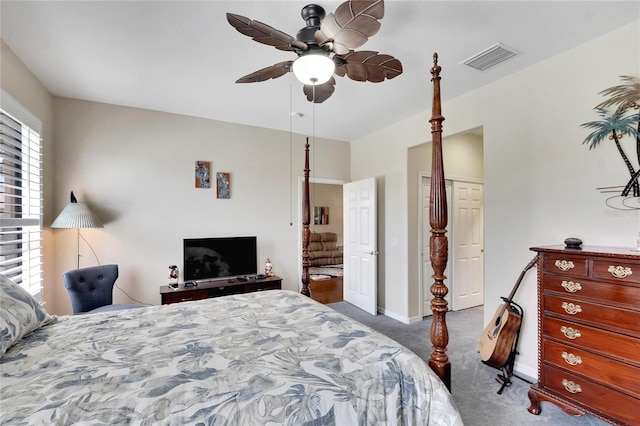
<box><xmin>414</xmin><ymin>127</ymin><xmax>484</xmax><ymax>318</ymax></box>
<box><xmin>298</xmin><ymin>178</ymin><xmax>347</xmax><ymax>304</ymax></box>
<box><xmin>420</xmin><ymin>177</ymin><xmax>484</xmax><ymax>315</ymax></box>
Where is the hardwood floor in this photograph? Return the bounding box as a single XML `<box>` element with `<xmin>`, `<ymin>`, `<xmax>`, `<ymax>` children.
<box><xmin>309</xmin><ymin>276</ymin><xmax>343</xmax><ymax>304</ymax></box>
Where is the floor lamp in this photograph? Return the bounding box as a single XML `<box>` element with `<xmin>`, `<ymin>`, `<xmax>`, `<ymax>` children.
<box><xmin>51</xmin><ymin>191</ymin><xmax>103</xmax><ymax>269</ymax></box>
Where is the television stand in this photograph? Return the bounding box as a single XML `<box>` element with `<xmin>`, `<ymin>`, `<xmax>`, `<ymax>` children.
<box><xmin>160</xmin><ymin>275</ymin><xmax>282</xmax><ymax>305</ymax></box>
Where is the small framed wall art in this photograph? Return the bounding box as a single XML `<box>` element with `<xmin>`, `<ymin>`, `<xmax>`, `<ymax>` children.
<box><xmin>217</xmin><ymin>172</ymin><xmax>231</xmax><ymax>199</ymax></box>
<box><xmin>313</xmin><ymin>206</ymin><xmax>329</xmax><ymax>225</ymax></box>
<box><xmin>195</xmin><ymin>161</ymin><xmax>211</xmax><ymax>188</ymax></box>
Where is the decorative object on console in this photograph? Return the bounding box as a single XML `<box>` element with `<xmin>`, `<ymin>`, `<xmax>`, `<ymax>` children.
<box><xmin>564</xmin><ymin>237</ymin><xmax>583</xmax><ymax>249</ymax></box>
<box><xmin>226</xmin><ymin>1</ymin><xmax>403</xmax><ymax>103</ymax></box>
<box><xmin>195</xmin><ymin>161</ymin><xmax>211</xmax><ymax>188</ymax></box>
<box><xmin>216</xmin><ymin>172</ymin><xmax>230</xmax><ymax>199</ymax></box>
<box><xmin>168</xmin><ymin>265</ymin><xmax>179</xmax><ymax>283</ymax></box>
<box><xmin>264</xmin><ymin>258</ymin><xmax>273</xmax><ymax>277</ymax></box>
<box><xmin>51</xmin><ymin>191</ymin><xmax>103</xmax><ymax>269</ymax></box>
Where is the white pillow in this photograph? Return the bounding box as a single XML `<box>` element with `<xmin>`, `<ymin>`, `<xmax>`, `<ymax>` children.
<box><xmin>0</xmin><ymin>274</ymin><xmax>56</xmax><ymax>357</ymax></box>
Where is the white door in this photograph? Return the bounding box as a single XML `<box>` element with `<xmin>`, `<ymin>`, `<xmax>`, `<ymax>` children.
<box><xmin>421</xmin><ymin>177</ymin><xmax>452</xmax><ymax>316</ymax></box>
<box><xmin>451</xmin><ymin>181</ymin><xmax>484</xmax><ymax>310</ymax></box>
<box><xmin>343</xmin><ymin>177</ymin><xmax>377</xmax><ymax>315</ymax></box>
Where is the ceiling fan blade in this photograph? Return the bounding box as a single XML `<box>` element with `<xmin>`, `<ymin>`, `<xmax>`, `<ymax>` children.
<box><xmin>334</xmin><ymin>51</ymin><xmax>402</xmax><ymax>82</ymax></box>
<box><xmin>316</xmin><ymin>0</ymin><xmax>384</xmax><ymax>55</ymax></box>
<box><xmin>227</xmin><ymin>13</ymin><xmax>307</xmax><ymax>52</ymax></box>
<box><xmin>303</xmin><ymin>77</ymin><xmax>336</xmax><ymax>103</ymax></box>
<box><xmin>236</xmin><ymin>61</ymin><xmax>293</xmax><ymax>83</ymax></box>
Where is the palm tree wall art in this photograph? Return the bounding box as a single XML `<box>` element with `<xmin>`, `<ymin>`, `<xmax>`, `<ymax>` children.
<box><xmin>582</xmin><ymin>75</ymin><xmax>640</xmax><ymax>210</ymax></box>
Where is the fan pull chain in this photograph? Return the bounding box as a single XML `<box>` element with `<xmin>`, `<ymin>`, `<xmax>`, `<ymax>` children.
<box><xmin>311</xmin><ymin>84</ymin><xmax>316</xmax><ymax>210</ymax></box>
<box><xmin>289</xmin><ymin>75</ymin><xmax>294</xmax><ymax>226</ymax></box>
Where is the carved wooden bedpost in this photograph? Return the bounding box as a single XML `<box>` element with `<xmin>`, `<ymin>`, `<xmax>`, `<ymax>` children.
<box><xmin>428</xmin><ymin>53</ymin><xmax>451</xmax><ymax>390</ymax></box>
<box><xmin>301</xmin><ymin>137</ymin><xmax>311</xmax><ymax>297</ymax></box>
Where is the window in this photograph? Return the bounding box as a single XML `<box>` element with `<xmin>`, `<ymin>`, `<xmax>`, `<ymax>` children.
<box><xmin>0</xmin><ymin>91</ymin><xmax>43</xmax><ymax>300</ymax></box>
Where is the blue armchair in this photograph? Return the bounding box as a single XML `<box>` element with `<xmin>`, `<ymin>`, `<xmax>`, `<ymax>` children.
<box><xmin>63</xmin><ymin>264</ymin><xmax>142</xmax><ymax>314</ymax></box>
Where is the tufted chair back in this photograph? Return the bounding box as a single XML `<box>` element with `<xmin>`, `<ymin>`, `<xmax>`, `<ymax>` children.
<box><xmin>63</xmin><ymin>264</ymin><xmax>118</xmax><ymax>314</ymax></box>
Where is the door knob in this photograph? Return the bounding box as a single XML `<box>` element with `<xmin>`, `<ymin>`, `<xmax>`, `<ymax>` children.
<box><xmin>366</xmin><ymin>250</ymin><xmax>379</xmax><ymax>255</ymax></box>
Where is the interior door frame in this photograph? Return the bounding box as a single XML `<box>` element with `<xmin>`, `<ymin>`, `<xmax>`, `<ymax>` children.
<box><xmin>297</xmin><ymin>176</ymin><xmax>349</xmax><ymax>291</ymax></box>
<box><xmin>418</xmin><ymin>173</ymin><xmax>484</xmax><ymax>318</ymax></box>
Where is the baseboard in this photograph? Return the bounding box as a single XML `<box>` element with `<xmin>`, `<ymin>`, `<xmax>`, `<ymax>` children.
<box><xmin>377</xmin><ymin>307</ymin><xmax>412</xmax><ymax>324</ymax></box>
<box><xmin>513</xmin><ymin>362</ymin><xmax>538</xmax><ymax>382</ymax></box>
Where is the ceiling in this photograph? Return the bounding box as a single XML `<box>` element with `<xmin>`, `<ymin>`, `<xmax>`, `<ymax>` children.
<box><xmin>2</xmin><ymin>1</ymin><xmax>638</xmax><ymax>142</ymax></box>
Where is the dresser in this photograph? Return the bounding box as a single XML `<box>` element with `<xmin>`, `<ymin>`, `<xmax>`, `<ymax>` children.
<box><xmin>528</xmin><ymin>246</ymin><xmax>640</xmax><ymax>425</ymax></box>
<box><xmin>159</xmin><ymin>276</ymin><xmax>282</xmax><ymax>305</ymax></box>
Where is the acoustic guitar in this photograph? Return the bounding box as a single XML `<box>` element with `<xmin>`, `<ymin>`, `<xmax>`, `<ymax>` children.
<box><xmin>479</xmin><ymin>255</ymin><xmax>539</xmax><ymax>369</ymax></box>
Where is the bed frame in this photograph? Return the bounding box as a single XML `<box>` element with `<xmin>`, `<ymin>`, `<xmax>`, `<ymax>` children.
<box><xmin>300</xmin><ymin>53</ymin><xmax>451</xmax><ymax>390</ymax></box>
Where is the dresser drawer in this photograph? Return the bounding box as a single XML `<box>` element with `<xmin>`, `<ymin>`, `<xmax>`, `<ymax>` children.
<box><xmin>592</xmin><ymin>260</ymin><xmax>640</xmax><ymax>284</ymax></box>
<box><xmin>251</xmin><ymin>282</ymin><xmax>281</xmax><ymax>292</ymax></box>
<box><xmin>162</xmin><ymin>289</ymin><xmax>210</xmax><ymax>304</ymax></box>
<box><xmin>544</xmin><ymin>339</ymin><xmax>640</xmax><ymax>398</ymax></box>
<box><xmin>543</xmin><ymin>364</ymin><xmax>640</xmax><ymax>426</ymax></box>
<box><xmin>543</xmin><ymin>276</ymin><xmax>640</xmax><ymax>309</ymax></box>
<box><xmin>544</xmin><ymin>294</ymin><xmax>640</xmax><ymax>334</ymax></box>
<box><xmin>542</xmin><ymin>316</ymin><xmax>639</xmax><ymax>364</ymax></box>
<box><xmin>542</xmin><ymin>255</ymin><xmax>588</xmax><ymax>277</ymax></box>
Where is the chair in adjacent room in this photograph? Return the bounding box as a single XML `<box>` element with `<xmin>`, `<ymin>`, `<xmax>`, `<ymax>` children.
<box><xmin>63</xmin><ymin>264</ymin><xmax>142</xmax><ymax>314</ymax></box>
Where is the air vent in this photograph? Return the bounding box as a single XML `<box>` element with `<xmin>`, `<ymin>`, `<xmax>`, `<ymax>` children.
<box><xmin>460</xmin><ymin>43</ymin><xmax>520</xmax><ymax>71</ymax></box>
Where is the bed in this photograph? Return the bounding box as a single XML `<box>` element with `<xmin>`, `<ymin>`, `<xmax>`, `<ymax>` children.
<box><xmin>1</xmin><ymin>54</ymin><xmax>457</xmax><ymax>425</ymax></box>
<box><xmin>1</xmin><ymin>276</ymin><xmax>462</xmax><ymax>425</ymax></box>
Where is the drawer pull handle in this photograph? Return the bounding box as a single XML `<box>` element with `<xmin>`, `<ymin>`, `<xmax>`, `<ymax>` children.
<box><xmin>555</xmin><ymin>260</ymin><xmax>575</xmax><ymax>271</ymax></box>
<box><xmin>608</xmin><ymin>265</ymin><xmax>632</xmax><ymax>278</ymax></box>
<box><xmin>562</xmin><ymin>379</ymin><xmax>582</xmax><ymax>394</ymax></box>
<box><xmin>560</xmin><ymin>326</ymin><xmax>581</xmax><ymax>339</ymax></box>
<box><xmin>561</xmin><ymin>351</ymin><xmax>582</xmax><ymax>366</ymax></box>
<box><xmin>561</xmin><ymin>280</ymin><xmax>582</xmax><ymax>293</ymax></box>
<box><xmin>562</xmin><ymin>302</ymin><xmax>582</xmax><ymax>315</ymax></box>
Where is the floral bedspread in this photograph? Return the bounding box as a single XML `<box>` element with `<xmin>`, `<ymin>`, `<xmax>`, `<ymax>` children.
<box><xmin>1</xmin><ymin>290</ymin><xmax>462</xmax><ymax>425</ymax></box>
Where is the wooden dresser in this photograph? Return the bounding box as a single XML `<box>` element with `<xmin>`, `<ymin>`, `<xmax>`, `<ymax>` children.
<box><xmin>159</xmin><ymin>276</ymin><xmax>282</xmax><ymax>305</ymax></box>
<box><xmin>528</xmin><ymin>245</ymin><xmax>640</xmax><ymax>425</ymax></box>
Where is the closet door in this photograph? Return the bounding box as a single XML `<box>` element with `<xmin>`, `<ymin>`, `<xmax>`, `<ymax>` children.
<box><xmin>421</xmin><ymin>177</ymin><xmax>484</xmax><ymax>315</ymax></box>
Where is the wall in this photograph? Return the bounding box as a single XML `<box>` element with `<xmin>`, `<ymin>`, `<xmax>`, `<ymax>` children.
<box><xmin>309</xmin><ymin>182</ymin><xmax>343</xmax><ymax>243</ymax></box>
<box><xmin>351</xmin><ymin>20</ymin><xmax>639</xmax><ymax>376</ymax></box>
<box><xmin>0</xmin><ymin>40</ymin><xmax>56</xmax><ymax>306</ymax></box>
<box><xmin>48</xmin><ymin>98</ymin><xmax>350</xmax><ymax>315</ymax></box>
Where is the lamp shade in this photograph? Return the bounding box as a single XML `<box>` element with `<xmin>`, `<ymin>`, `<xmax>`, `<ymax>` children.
<box><xmin>292</xmin><ymin>53</ymin><xmax>335</xmax><ymax>85</ymax></box>
<box><xmin>51</xmin><ymin>202</ymin><xmax>103</xmax><ymax>229</ymax></box>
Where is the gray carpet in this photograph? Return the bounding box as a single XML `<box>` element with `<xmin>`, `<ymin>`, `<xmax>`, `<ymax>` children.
<box><xmin>328</xmin><ymin>301</ymin><xmax>609</xmax><ymax>426</ymax></box>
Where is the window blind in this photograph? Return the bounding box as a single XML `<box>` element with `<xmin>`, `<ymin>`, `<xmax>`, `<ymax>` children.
<box><xmin>0</xmin><ymin>107</ymin><xmax>44</xmax><ymax>299</ymax></box>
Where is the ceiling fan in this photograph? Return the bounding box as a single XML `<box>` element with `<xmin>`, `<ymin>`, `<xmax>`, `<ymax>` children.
<box><xmin>226</xmin><ymin>0</ymin><xmax>403</xmax><ymax>103</ymax></box>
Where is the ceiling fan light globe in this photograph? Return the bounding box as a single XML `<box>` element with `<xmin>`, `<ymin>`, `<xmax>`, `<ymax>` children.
<box><xmin>292</xmin><ymin>54</ymin><xmax>335</xmax><ymax>85</ymax></box>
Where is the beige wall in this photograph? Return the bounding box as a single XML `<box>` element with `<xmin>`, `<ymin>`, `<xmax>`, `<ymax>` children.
<box><xmin>309</xmin><ymin>182</ymin><xmax>343</xmax><ymax>243</ymax></box>
<box><xmin>47</xmin><ymin>98</ymin><xmax>350</xmax><ymax>314</ymax></box>
<box><xmin>352</xmin><ymin>20</ymin><xmax>639</xmax><ymax>376</ymax></box>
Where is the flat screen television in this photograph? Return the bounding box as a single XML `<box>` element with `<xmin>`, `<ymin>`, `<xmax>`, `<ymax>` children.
<box><xmin>183</xmin><ymin>236</ymin><xmax>257</xmax><ymax>281</ymax></box>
